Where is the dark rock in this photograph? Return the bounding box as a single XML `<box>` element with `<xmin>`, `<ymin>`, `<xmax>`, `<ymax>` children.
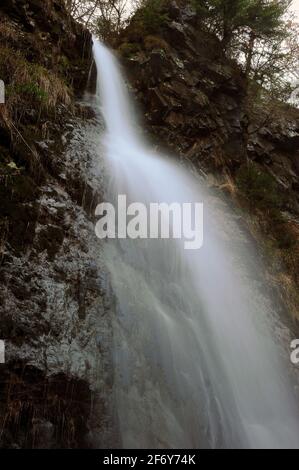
<box><xmin>0</xmin><ymin>0</ymin><xmax>114</xmax><ymax>451</ymax></box>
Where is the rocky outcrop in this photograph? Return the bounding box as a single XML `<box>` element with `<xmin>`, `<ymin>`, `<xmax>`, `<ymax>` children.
<box><xmin>118</xmin><ymin>3</ymin><xmax>247</xmax><ymax>170</ymax></box>
<box><xmin>0</xmin><ymin>0</ymin><xmax>91</xmax><ymax>91</ymax></box>
<box><xmin>0</xmin><ymin>0</ymin><xmax>116</xmax><ymax>449</ymax></box>
<box><xmin>0</xmin><ymin>113</ymin><xmax>116</xmax><ymax>448</ymax></box>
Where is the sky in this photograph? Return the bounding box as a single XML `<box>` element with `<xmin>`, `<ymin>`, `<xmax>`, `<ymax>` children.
<box><xmin>292</xmin><ymin>0</ymin><xmax>299</xmax><ymax>19</ymax></box>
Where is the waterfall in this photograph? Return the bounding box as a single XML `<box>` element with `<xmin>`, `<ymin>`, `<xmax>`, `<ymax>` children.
<box><xmin>92</xmin><ymin>39</ymin><xmax>299</xmax><ymax>449</ymax></box>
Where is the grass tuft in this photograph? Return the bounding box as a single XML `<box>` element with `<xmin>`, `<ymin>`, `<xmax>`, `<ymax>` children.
<box><xmin>0</xmin><ymin>46</ymin><xmax>71</xmax><ymax>127</ymax></box>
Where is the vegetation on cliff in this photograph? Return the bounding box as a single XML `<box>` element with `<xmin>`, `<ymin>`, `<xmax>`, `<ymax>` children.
<box><xmin>0</xmin><ymin>0</ymin><xmax>91</xmax><ymax>255</ymax></box>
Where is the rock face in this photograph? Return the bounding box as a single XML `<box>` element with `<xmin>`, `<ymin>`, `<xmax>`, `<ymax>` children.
<box><xmin>0</xmin><ymin>114</ymin><xmax>116</xmax><ymax>448</ymax></box>
<box><xmin>118</xmin><ymin>0</ymin><xmax>299</xmax><ymax>317</ymax></box>
<box><xmin>119</xmin><ymin>3</ymin><xmax>299</xmax><ymax>175</ymax></box>
<box><xmin>119</xmin><ymin>4</ymin><xmax>248</xmax><ymax>169</ymax></box>
<box><xmin>0</xmin><ymin>0</ymin><xmax>116</xmax><ymax>449</ymax></box>
<box><xmin>1</xmin><ymin>0</ymin><xmax>91</xmax><ymax>92</ymax></box>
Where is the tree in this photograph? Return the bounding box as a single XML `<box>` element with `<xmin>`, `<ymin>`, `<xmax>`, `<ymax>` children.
<box><xmin>95</xmin><ymin>0</ymin><xmax>130</xmax><ymax>40</ymax></box>
<box><xmin>64</xmin><ymin>0</ymin><xmax>101</xmax><ymax>26</ymax></box>
<box><xmin>194</xmin><ymin>0</ymin><xmax>257</xmax><ymax>48</ymax></box>
<box><xmin>239</xmin><ymin>1</ymin><xmax>292</xmax><ymax>75</ymax></box>
<box><xmin>194</xmin><ymin>0</ymin><xmax>290</xmax><ymax>49</ymax></box>
<box><xmin>194</xmin><ymin>0</ymin><xmax>298</xmax><ymax>99</ymax></box>
<box><xmin>133</xmin><ymin>0</ymin><xmax>171</xmax><ymax>33</ymax></box>
<box><xmin>64</xmin><ymin>0</ymin><xmax>131</xmax><ymax>35</ymax></box>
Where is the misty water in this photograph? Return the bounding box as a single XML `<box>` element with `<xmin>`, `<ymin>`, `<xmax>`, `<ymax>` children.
<box><xmin>92</xmin><ymin>39</ymin><xmax>299</xmax><ymax>449</ymax></box>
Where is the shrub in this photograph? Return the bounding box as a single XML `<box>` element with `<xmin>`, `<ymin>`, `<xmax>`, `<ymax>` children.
<box><xmin>236</xmin><ymin>162</ymin><xmax>280</xmax><ymax>211</ymax></box>
<box><xmin>118</xmin><ymin>42</ymin><xmax>141</xmax><ymax>58</ymax></box>
<box><xmin>144</xmin><ymin>35</ymin><xmax>170</xmax><ymax>52</ymax></box>
<box><xmin>0</xmin><ymin>46</ymin><xmax>71</xmax><ymax>125</ymax></box>
<box><xmin>0</xmin><ymin>21</ymin><xmax>17</xmax><ymax>43</ymax></box>
<box><xmin>135</xmin><ymin>0</ymin><xmax>170</xmax><ymax>34</ymax></box>
<box><xmin>275</xmin><ymin>224</ymin><xmax>297</xmax><ymax>249</ymax></box>
<box><xmin>7</xmin><ymin>83</ymin><xmax>48</xmax><ymax>103</ymax></box>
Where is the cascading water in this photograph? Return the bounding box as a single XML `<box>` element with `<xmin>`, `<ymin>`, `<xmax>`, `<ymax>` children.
<box><xmin>92</xmin><ymin>39</ymin><xmax>299</xmax><ymax>449</ymax></box>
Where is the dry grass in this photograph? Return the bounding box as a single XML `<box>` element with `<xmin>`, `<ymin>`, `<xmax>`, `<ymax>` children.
<box><xmin>219</xmin><ymin>173</ymin><xmax>237</xmax><ymax>196</ymax></box>
<box><xmin>0</xmin><ymin>46</ymin><xmax>71</xmax><ymax>128</ymax></box>
<box><xmin>268</xmin><ymin>270</ymin><xmax>299</xmax><ymax>319</ymax></box>
<box><xmin>144</xmin><ymin>35</ymin><xmax>170</xmax><ymax>52</ymax></box>
<box><xmin>0</xmin><ymin>368</ymin><xmax>90</xmax><ymax>449</ymax></box>
<box><xmin>0</xmin><ymin>21</ymin><xmax>18</xmax><ymax>42</ymax></box>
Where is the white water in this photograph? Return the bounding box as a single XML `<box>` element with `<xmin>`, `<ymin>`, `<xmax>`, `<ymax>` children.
<box><xmin>92</xmin><ymin>39</ymin><xmax>299</xmax><ymax>449</ymax></box>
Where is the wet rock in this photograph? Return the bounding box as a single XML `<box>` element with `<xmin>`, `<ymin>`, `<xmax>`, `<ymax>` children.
<box><xmin>0</xmin><ymin>1</ymin><xmax>110</xmax><ymax>449</ymax></box>
<box><xmin>168</xmin><ymin>1</ymin><xmax>181</xmax><ymax>21</ymax></box>
<box><xmin>119</xmin><ymin>9</ymin><xmax>248</xmax><ymax>172</ymax></box>
<box><xmin>32</xmin><ymin>420</ymin><xmax>55</xmax><ymax>449</ymax></box>
<box><xmin>0</xmin><ymin>115</ymin><xmax>115</xmax><ymax>449</ymax></box>
<box><xmin>0</xmin><ymin>363</ymin><xmax>94</xmax><ymax>448</ymax></box>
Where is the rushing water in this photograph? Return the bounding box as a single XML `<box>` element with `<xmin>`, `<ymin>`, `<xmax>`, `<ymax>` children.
<box><xmin>92</xmin><ymin>39</ymin><xmax>299</xmax><ymax>449</ymax></box>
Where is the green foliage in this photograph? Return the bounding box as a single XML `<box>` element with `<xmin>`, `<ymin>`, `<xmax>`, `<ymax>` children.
<box><xmin>275</xmin><ymin>224</ymin><xmax>297</xmax><ymax>249</ymax></box>
<box><xmin>236</xmin><ymin>162</ymin><xmax>298</xmax><ymax>249</ymax></box>
<box><xmin>135</xmin><ymin>0</ymin><xmax>170</xmax><ymax>34</ymax></box>
<box><xmin>8</xmin><ymin>83</ymin><xmax>48</xmax><ymax>103</ymax></box>
<box><xmin>118</xmin><ymin>42</ymin><xmax>141</xmax><ymax>58</ymax></box>
<box><xmin>144</xmin><ymin>35</ymin><xmax>170</xmax><ymax>52</ymax></box>
<box><xmin>193</xmin><ymin>0</ymin><xmax>296</xmax><ymax>100</ymax></box>
<box><xmin>193</xmin><ymin>0</ymin><xmax>291</xmax><ymax>45</ymax></box>
<box><xmin>245</xmin><ymin>0</ymin><xmax>290</xmax><ymax>37</ymax></box>
<box><xmin>0</xmin><ymin>45</ymin><xmax>71</xmax><ymax>124</ymax></box>
<box><xmin>58</xmin><ymin>55</ymin><xmax>71</xmax><ymax>75</ymax></box>
<box><xmin>96</xmin><ymin>16</ymin><xmax>116</xmax><ymax>42</ymax></box>
<box><xmin>236</xmin><ymin>162</ymin><xmax>280</xmax><ymax>211</ymax></box>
